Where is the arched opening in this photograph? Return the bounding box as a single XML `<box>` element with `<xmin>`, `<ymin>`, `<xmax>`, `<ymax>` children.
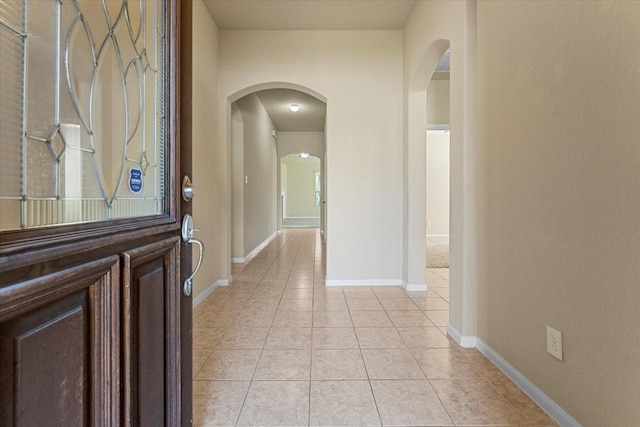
<box><xmin>406</xmin><ymin>37</ymin><xmax>477</xmax><ymax>347</ymax></box>
<box><xmin>228</xmin><ymin>83</ymin><xmax>327</xmax><ymax>265</ymax></box>
<box><xmin>405</xmin><ymin>39</ymin><xmax>450</xmax><ymax>290</ymax></box>
<box><xmin>425</xmin><ymin>48</ymin><xmax>452</xmax><ymax>328</ymax></box>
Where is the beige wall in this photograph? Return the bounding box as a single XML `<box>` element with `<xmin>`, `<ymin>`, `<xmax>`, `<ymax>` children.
<box><xmin>191</xmin><ymin>0</ymin><xmax>223</xmax><ymax>297</ymax></box>
<box><xmin>218</xmin><ymin>30</ymin><xmax>403</xmax><ymax>283</ymax></box>
<box><xmin>280</xmin><ymin>163</ymin><xmax>287</xmax><ymax>198</ymax></box>
<box><xmin>231</xmin><ymin>104</ymin><xmax>245</xmax><ymax>259</ymax></box>
<box><xmin>233</xmin><ymin>93</ymin><xmax>279</xmax><ymax>258</ymax></box>
<box><xmin>476</xmin><ymin>1</ymin><xmax>640</xmax><ymax>424</ymax></box>
<box><xmin>426</xmin><ymin>131</ymin><xmax>449</xmax><ymax>235</ymax></box>
<box><xmin>427</xmin><ymin>79</ymin><xmax>450</xmax><ymax>125</ymax></box>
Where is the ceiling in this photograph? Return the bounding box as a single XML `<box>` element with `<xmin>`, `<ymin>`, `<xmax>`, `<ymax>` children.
<box><xmin>254</xmin><ymin>89</ymin><xmax>326</xmax><ymax>132</ymax></box>
<box><xmin>203</xmin><ymin>0</ymin><xmax>417</xmax><ymax>31</ymax></box>
<box><xmin>435</xmin><ymin>49</ymin><xmax>450</xmax><ymax>73</ymax></box>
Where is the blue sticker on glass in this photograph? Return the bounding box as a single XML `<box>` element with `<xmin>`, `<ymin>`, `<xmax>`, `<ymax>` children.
<box><xmin>129</xmin><ymin>168</ymin><xmax>143</xmax><ymax>193</ymax></box>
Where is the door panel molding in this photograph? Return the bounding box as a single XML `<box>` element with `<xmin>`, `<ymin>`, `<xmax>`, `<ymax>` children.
<box><xmin>0</xmin><ymin>223</ymin><xmax>178</xmax><ymax>285</ymax></box>
<box><xmin>0</xmin><ymin>217</ymin><xmax>177</xmax><ymax>260</ymax></box>
<box><xmin>122</xmin><ymin>237</ymin><xmax>181</xmax><ymax>426</ymax></box>
<box><xmin>0</xmin><ymin>257</ymin><xmax>120</xmax><ymax>426</ymax></box>
<box><xmin>0</xmin><ymin>256</ymin><xmax>119</xmax><ymax>320</ymax></box>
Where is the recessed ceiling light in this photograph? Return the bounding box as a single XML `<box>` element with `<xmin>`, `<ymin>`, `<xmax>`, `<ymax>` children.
<box><xmin>289</xmin><ymin>104</ymin><xmax>300</xmax><ymax>112</ymax></box>
<box><xmin>299</xmin><ymin>152</ymin><xmax>310</xmax><ymax>159</ymax></box>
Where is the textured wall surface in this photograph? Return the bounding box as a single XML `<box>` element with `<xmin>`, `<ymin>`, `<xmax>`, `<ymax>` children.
<box><xmin>476</xmin><ymin>1</ymin><xmax>640</xmax><ymax>424</ymax></box>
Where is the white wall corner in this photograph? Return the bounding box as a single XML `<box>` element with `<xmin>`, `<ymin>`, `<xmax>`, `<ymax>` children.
<box><xmin>325</xmin><ymin>279</ymin><xmax>404</xmax><ymax>287</ymax></box>
<box><xmin>232</xmin><ymin>231</ymin><xmax>279</xmax><ymax>264</ymax></box>
<box><xmin>193</xmin><ymin>277</ymin><xmax>231</xmax><ymax>307</ymax></box>
<box><xmin>446</xmin><ymin>324</ymin><xmax>477</xmax><ymax>348</ymax></box>
<box><xmin>476</xmin><ymin>339</ymin><xmax>581</xmax><ymax>427</ymax></box>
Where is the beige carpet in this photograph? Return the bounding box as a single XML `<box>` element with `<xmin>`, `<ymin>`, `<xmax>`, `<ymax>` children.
<box><xmin>427</xmin><ymin>235</ymin><xmax>449</xmax><ymax>268</ymax></box>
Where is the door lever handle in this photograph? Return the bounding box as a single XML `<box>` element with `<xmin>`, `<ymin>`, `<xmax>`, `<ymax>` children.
<box><xmin>183</xmin><ymin>238</ymin><xmax>203</xmax><ymax>297</ymax></box>
<box><xmin>181</xmin><ymin>214</ymin><xmax>204</xmax><ymax>297</ymax></box>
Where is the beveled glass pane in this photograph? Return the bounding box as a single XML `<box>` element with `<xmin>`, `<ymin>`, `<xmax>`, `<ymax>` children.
<box><xmin>92</xmin><ymin>34</ymin><xmax>128</xmax><ymax>201</ymax></box>
<box><xmin>76</xmin><ymin>0</ymin><xmax>109</xmax><ymax>49</ymax></box>
<box><xmin>125</xmin><ymin>60</ymin><xmax>143</xmax><ymax>146</ymax></box>
<box><xmin>0</xmin><ymin>0</ymin><xmax>166</xmax><ymax>231</ymax></box>
<box><xmin>0</xmin><ymin>15</ymin><xmax>23</xmax><ymax>198</ymax></box>
<box><xmin>25</xmin><ymin>138</ymin><xmax>55</xmax><ymax>198</ymax></box>
<box><xmin>126</xmin><ymin>0</ymin><xmax>143</xmax><ymax>47</ymax></box>
<box><xmin>80</xmin><ymin>149</ymin><xmax>104</xmax><ymax>199</ymax></box>
<box><xmin>61</xmin><ymin>3</ymin><xmax>93</xmax><ymax>130</ymax></box>
<box><xmin>103</xmin><ymin>0</ymin><xmax>123</xmax><ymax>27</ymax></box>
<box><xmin>26</xmin><ymin>0</ymin><xmax>57</xmax><ymax>138</ymax></box>
<box><xmin>0</xmin><ymin>199</ymin><xmax>21</xmax><ymax>230</ymax></box>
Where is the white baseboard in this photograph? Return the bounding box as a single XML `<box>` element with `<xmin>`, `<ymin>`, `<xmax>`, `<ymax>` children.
<box><xmin>445</xmin><ymin>325</ymin><xmax>579</xmax><ymax>425</ymax></box>
<box><xmin>446</xmin><ymin>324</ymin><xmax>477</xmax><ymax>348</ymax></box>
<box><xmin>192</xmin><ymin>277</ymin><xmax>230</xmax><ymax>307</ymax></box>
<box><xmin>284</xmin><ymin>216</ymin><xmax>320</xmax><ymax>219</ymax></box>
<box><xmin>403</xmin><ymin>282</ymin><xmax>427</xmax><ymax>291</ymax></box>
<box><xmin>476</xmin><ymin>339</ymin><xmax>581</xmax><ymax>427</ymax></box>
<box><xmin>325</xmin><ymin>279</ymin><xmax>403</xmax><ymax>287</ymax></box>
<box><xmin>231</xmin><ymin>231</ymin><xmax>279</xmax><ymax>264</ymax></box>
<box><xmin>282</xmin><ymin>217</ymin><xmax>320</xmax><ymax>228</ymax></box>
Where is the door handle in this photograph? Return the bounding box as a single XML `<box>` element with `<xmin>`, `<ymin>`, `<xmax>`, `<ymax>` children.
<box><xmin>181</xmin><ymin>214</ymin><xmax>204</xmax><ymax>297</ymax></box>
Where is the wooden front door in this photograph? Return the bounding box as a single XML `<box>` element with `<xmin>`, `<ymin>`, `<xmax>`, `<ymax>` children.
<box><xmin>0</xmin><ymin>1</ymin><xmax>193</xmax><ymax>425</ymax></box>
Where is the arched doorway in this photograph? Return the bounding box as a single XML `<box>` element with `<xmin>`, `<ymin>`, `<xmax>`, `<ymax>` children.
<box><xmin>405</xmin><ymin>37</ymin><xmax>478</xmax><ymax>347</ymax></box>
<box><xmin>228</xmin><ymin>84</ymin><xmax>327</xmax><ymax>264</ymax></box>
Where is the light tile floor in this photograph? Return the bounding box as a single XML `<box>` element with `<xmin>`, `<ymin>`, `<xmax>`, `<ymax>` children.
<box><xmin>193</xmin><ymin>228</ymin><xmax>557</xmax><ymax>427</ymax></box>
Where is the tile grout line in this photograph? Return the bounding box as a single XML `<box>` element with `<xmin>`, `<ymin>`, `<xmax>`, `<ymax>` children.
<box><xmin>408</xmin><ymin>332</ymin><xmax>457</xmax><ymax>426</ymax></box>
<box><xmin>348</xmin><ymin>300</ymin><xmax>384</xmax><ymax>427</ymax></box>
<box><xmin>232</xmin><ymin>230</ymin><xmax>299</xmax><ymax>426</ymax></box>
<box><xmin>200</xmin><ymin>236</ymin><xmax>549</xmax><ymax>426</ymax></box>
<box><xmin>301</xmin><ymin>232</ymin><xmax>313</xmax><ymax>426</ymax></box>
<box><xmin>372</xmin><ymin>284</ymin><xmax>454</xmax><ymax>425</ymax></box>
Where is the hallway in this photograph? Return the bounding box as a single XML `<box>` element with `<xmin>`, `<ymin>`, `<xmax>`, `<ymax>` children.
<box><xmin>192</xmin><ymin>229</ymin><xmax>555</xmax><ymax>426</ymax></box>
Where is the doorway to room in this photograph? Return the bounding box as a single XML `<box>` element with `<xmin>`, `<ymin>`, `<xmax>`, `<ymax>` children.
<box><xmin>425</xmin><ymin>48</ymin><xmax>451</xmax><ymax>329</ymax></box>
<box><xmin>229</xmin><ymin>85</ymin><xmax>327</xmax><ymax>264</ymax></box>
<box><xmin>281</xmin><ymin>153</ymin><xmax>322</xmax><ymax>228</ymax></box>
<box><xmin>408</xmin><ymin>36</ymin><xmax>477</xmax><ymax>347</ymax></box>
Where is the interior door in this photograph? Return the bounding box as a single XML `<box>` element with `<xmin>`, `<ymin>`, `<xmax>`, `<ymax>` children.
<box><xmin>0</xmin><ymin>1</ymin><xmax>193</xmax><ymax>425</ymax></box>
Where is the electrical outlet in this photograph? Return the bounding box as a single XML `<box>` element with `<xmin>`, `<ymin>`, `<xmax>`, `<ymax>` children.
<box><xmin>547</xmin><ymin>326</ymin><xmax>563</xmax><ymax>361</ymax></box>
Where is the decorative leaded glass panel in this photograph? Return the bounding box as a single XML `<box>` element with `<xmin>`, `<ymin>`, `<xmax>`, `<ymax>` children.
<box><xmin>0</xmin><ymin>0</ymin><xmax>166</xmax><ymax>230</ymax></box>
